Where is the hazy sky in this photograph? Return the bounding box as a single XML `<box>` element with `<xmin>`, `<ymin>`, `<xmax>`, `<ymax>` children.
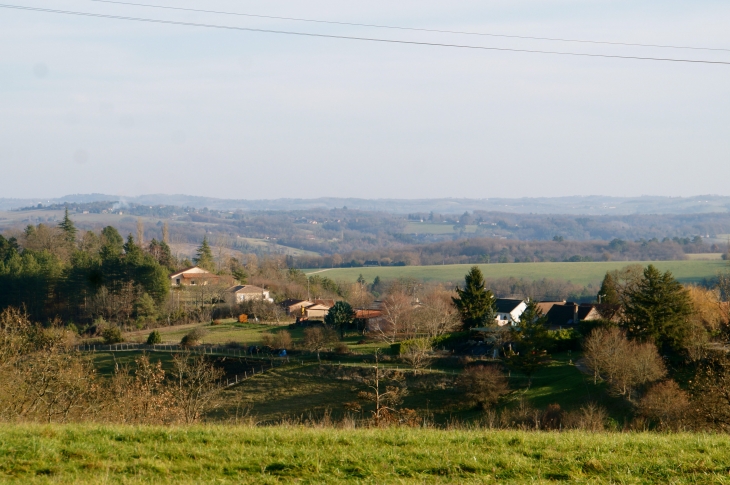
<box><xmin>1</xmin><ymin>0</ymin><xmax>729</xmax><ymax>199</ymax></box>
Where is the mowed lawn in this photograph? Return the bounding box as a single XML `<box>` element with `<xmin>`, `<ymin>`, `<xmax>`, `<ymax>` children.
<box><xmin>305</xmin><ymin>260</ymin><xmax>728</xmax><ymax>286</ymax></box>
<box><xmin>2</xmin><ymin>425</ymin><xmax>730</xmax><ymax>484</ymax></box>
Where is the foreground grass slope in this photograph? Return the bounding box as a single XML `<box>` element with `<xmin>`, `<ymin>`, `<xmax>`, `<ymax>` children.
<box><xmin>305</xmin><ymin>260</ymin><xmax>726</xmax><ymax>285</ymax></box>
<box><xmin>2</xmin><ymin>425</ymin><xmax>730</xmax><ymax>484</ymax></box>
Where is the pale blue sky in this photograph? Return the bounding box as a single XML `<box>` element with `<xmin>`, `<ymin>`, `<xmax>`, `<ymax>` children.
<box><xmin>1</xmin><ymin>0</ymin><xmax>729</xmax><ymax>199</ymax></box>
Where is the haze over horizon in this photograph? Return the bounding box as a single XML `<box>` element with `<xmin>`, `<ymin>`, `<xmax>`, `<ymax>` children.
<box><xmin>2</xmin><ymin>0</ymin><xmax>730</xmax><ymax>199</ymax></box>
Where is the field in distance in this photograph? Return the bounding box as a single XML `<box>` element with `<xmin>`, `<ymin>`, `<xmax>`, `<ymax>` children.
<box><xmin>305</xmin><ymin>260</ymin><xmax>728</xmax><ymax>286</ymax></box>
<box><xmin>2</xmin><ymin>425</ymin><xmax>729</xmax><ymax>483</ymax></box>
<box><xmin>404</xmin><ymin>222</ymin><xmax>478</xmax><ymax>234</ymax></box>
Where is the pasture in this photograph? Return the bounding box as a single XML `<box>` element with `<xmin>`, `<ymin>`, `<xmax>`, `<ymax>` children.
<box><xmin>305</xmin><ymin>260</ymin><xmax>728</xmax><ymax>286</ymax></box>
<box><xmin>2</xmin><ymin>425</ymin><xmax>730</xmax><ymax>483</ymax></box>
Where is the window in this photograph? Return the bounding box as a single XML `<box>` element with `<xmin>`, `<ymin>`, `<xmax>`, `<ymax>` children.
<box><xmin>176</xmin><ymin>278</ymin><xmax>181</xmax><ymax>285</ymax></box>
<box><xmin>191</xmin><ymin>280</ymin><xmax>196</xmax><ymax>285</ymax></box>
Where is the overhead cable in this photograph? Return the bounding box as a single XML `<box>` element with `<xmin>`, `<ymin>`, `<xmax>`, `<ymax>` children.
<box><xmin>2</xmin><ymin>3</ymin><xmax>730</xmax><ymax>65</ymax></box>
<box><xmin>88</xmin><ymin>0</ymin><xmax>730</xmax><ymax>53</ymax></box>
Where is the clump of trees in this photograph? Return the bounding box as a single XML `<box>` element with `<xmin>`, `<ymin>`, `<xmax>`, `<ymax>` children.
<box><xmin>0</xmin><ymin>307</ymin><xmax>223</xmax><ymax>424</ymax></box>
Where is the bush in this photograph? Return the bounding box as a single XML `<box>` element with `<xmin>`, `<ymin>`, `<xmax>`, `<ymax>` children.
<box><xmin>273</xmin><ymin>330</ymin><xmax>292</xmax><ymax>350</ymax></box>
<box><xmin>334</xmin><ymin>342</ymin><xmax>349</xmax><ymax>354</ymax></box>
<box><xmin>457</xmin><ymin>365</ymin><xmax>509</xmax><ymax>410</ymax></box>
<box><xmin>547</xmin><ymin>328</ymin><xmax>581</xmax><ymax>352</ymax></box>
<box><xmin>181</xmin><ymin>328</ymin><xmax>208</xmax><ymax>347</ymax></box>
<box><xmin>212</xmin><ymin>319</ymin><xmax>223</xmax><ymax>326</ymax></box>
<box><xmin>102</xmin><ymin>325</ymin><xmax>124</xmax><ymax>344</ymax></box>
<box><xmin>638</xmin><ymin>380</ymin><xmax>691</xmax><ymax>431</ymax></box>
<box><xmin>260</xmin><ymin>332</ymin><xmax>274</xmax><ymax>347</ymax></box>
<box><xmin>146</xmin><ymin>330</ymin><xmax>162</xmax><ymax>345</ymax></box>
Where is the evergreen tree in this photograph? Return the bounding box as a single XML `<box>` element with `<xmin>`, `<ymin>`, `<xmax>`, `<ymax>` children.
<box><xmin>123</xmin><ymin>235</ymin><xmax>143</xmax><ymax>265</ymax></box>
<box><xmin>193</xmin><ymin>236</ymin><xmax>215</xmax><ymax>272</ymax></box>
<box><xmin>452</xmin><ymin>266</ymin><xmax>496</xmax><ymax>329</ymax></box>
<box><xmin>621</xmin><ymin>264</ymin><xmax>693</xmax><ymax>353</ymax></box>
<box><xmin>100</xmin><ymin>226</ymin><xmax>124</xmax><ymax>259</ymax></box>
<box><xmin>325</xmin><ymin>301</ymin><xmax>354</xmax><ymax>339</ymax></box>
<box><xmin>597</xmin><ymin>272</ymin><xmax>620</xmax><ymax>305</ymax></box>
<box><xmin>58</xmin><ymin>207</ymin><xmax>77</xmax><ymax>245</ymax></box>
<box><xmin>506</xmin><ymin>300</ymin><xmax>551</xmax><ymax>388</ymax></box>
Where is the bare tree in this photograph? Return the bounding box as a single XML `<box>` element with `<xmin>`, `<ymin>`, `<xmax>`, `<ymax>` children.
<box><xmin>302</xmin><ymin>326</ymin><xmax>338</xmax><ymax>363</ymax></box>
<box><xmin>170</xmin><ymin>353</ymin><xmax>224</xmax><ymax>424</ymax></box>
<box><xmin>583</xmin><ymin>327</ymin><xmax>665</xmax><ymax>401</ymax></box>
<box><xmin>136</xmin><ymin>219</ymin><xmax>144</xmax><ymax>247</ymax></box>
<box><xmin>400</xmin><ymin>338</ymin><xmax>434</xmax><ymax>374</ymax></box>
<box><xmin>412</xmin><ymin>288</ymin><xmax>461</xmax><ymax>337</ymax></box>
<box><xmin>376</xmin><ymin>291</ymin><xmax>415</xmax><ymax>343</ymax></box>
<box><xmin>357</xmin><ymin>351</ymin><xmax>408</xmax><ymax>426</ymax></box>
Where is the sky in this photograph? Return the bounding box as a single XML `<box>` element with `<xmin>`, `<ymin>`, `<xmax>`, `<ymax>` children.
<box><xmin>1</xmin><ymin>0</ymin><xmax>729</xmax><ymax>200</ymax></box>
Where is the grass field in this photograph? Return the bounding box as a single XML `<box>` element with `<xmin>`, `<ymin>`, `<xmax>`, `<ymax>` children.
<box><xmin>305</xmin><ymin>260</ymin><xmax>728</xmax><ymax>286</ymax></box>
<box><xmin>2</xmin><ymin>425</ymin><xmax>730</xmax><ymax>483</ymax></box>
<box><xmin>123</xmin><ymin>321</ymin><xmax>299</xmax><ymax>346</ymax></box>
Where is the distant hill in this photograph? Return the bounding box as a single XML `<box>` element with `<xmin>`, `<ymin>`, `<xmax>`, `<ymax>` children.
<box><xmin>1</xmin><ymin>194</ymin><xmax>729</xmax><ymax>215</ymax></box>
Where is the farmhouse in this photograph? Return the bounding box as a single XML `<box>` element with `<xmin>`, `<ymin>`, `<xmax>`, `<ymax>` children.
<box><xmin>545</xmin><ymin>302</ymin><xmax>602</xmax><ymax>328</ymax></box>
<box><xmin>302</xmin><ymin>303</ymin><xmax>331</xmax><ymax>320</ymax></box>
<box><xmin>282</xmin><ymin>299</ymin><xmax>336</xmax><ymax>320</ymax></box>
<box><xmin>169</xmin><ymin>266</ymin><xmax>219</xmax><ymax>287</ymax></box>
<box><xmin>495</xmin><ymin>298</ymin><xmax>528</xmax><ymax>326</ymax></box>
<box><xmin>226</xmin><ymin>285</ymin><xmax>272</xmax><ymax>303</ymax></box>
<box><xmin>281</xmin><ymin>299</ymin><xmax>314</xmax><ymax>316</ymax></box>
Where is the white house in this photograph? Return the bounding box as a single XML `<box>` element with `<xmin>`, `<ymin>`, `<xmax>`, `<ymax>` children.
<box><xmin>169</xmin><ymin>266</ymin><xmax>219</xmax><ymax>287</ymax></box>
<box><xmin>494</xmin><ymin>299</ymin><xmax>528</xmax><ymax>326</ymax></box>
<box><xmin>227</xmin><ymin>285</ymin><xmax>272</xmax><ymax>303</ymax></box>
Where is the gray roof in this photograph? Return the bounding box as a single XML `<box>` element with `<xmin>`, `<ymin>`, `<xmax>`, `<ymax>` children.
<box><xmin>495</xmin><ymin>299</ymin><xmax>525</xmax><ymax>313</ymax></box>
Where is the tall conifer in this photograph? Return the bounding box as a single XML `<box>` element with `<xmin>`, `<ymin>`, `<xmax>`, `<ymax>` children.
<box><xmin>452</xmin><ymin>266</ymin><xmax>497</xmax><ymax>329</ymax></box>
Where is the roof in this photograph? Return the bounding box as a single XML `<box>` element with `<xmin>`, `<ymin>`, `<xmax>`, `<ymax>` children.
<box><xmin>535</xmin><ymin>301</ymin><xmax>565</xmax><ymax>315</ymax></box>
<box><xmin>280</xmin><ymin>299</ymin><xmax>312</xmax><ymax>308</ymax></box>
<box><xmin>546</xmin><ymin>304</ymin><xmax>577</xmax><ymax>327</ymax></box>
<box><xmin>313</xmin><ymin>299</ymin><xmax>335</xmax><ymax>308</ymax></box>
<box><xmin>354</xmin><ymin>309</ymin><xmax>382</xmax><ymax>319</ymax></box>
<box><xmin>227</xmin><ymin>285</ymin><xmax>266</xmax><ymax>294</ymax></box>
<box><xmin>495</xmin><ymin>299</ymin><xmax>526</xmax><ymax>314</ymax></box>
<box><xmin>305</xmin><ymin>304</ymin><xmax>330</xmax><ymax>311</ymax></box>
<box><xmin>169</xmin><ymin>266</ymin><xmax>212</xmax><ymax>278</ymax></box>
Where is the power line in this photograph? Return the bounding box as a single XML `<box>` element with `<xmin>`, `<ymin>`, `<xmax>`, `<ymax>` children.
<box><xmin>89</xmin><ymin>0</ymin><xmax>730</xmax><ymax>54</ymax></box>
<box><xmin>2</xmin><ymin>3</ymin><xmax>730</xmax><ymax>66</ymax></box>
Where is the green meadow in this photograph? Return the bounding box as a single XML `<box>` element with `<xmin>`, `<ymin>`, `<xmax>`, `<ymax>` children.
<box><xmin>2</xmin><ymin>425</ymin><xmax>730</xmax><ymax>484</ymax></box>
<box><xmin>306</xmin><ymin>260</ymin><xmax>728</xmax><ymax>286</ymax></box>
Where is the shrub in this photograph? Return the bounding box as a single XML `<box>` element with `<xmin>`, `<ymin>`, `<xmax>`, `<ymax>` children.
<box><xmin>212</xmin><ymin>319</ymin><xmax>222</xmax><ymax>326</ymax></box>
<box><xmin>146</xmin><ymin>330</ymin><xmax>162</xmax><ymax>345</ymax></box>
<box><xmin>563</xmin><ymin>402</ymin><xmax>608</xmax><ymax>431</ymax></box>
<box><xmin>260</xmin><ymin>332</ymin><xmax>274</xmax><ymax>347</ymax></box>
<box><xmin>457</xmin><ymin>365</ymin><xmax>509</xmax><ymax>410</ymax></box>
<box><xmin>272</xmin><ymin>330</ymin><xmax>292</xmax><ymax>350</ymax></box>
<box><xmin>334</xmin><ymin>342</ymin><xmax>349</xmax><ymax>354</ymax></box>
<box><xmin>637</xmin><ymin>380</ymin><xmax>691</xmax><ymax>431</ymax></box>
<box><xmin>547</xmin><ymin>328</ymin><xmax>581</xmax><ymax>352</ymax></box>
<box><xmin>181</xmin><ymin>328</ymin><xmax>208</xmax><ymax>347</ymax></box>
<box><xmin>102</xmin><ymin>325</ymin><xmax>124</xmax><ymax>344</ymax></box>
